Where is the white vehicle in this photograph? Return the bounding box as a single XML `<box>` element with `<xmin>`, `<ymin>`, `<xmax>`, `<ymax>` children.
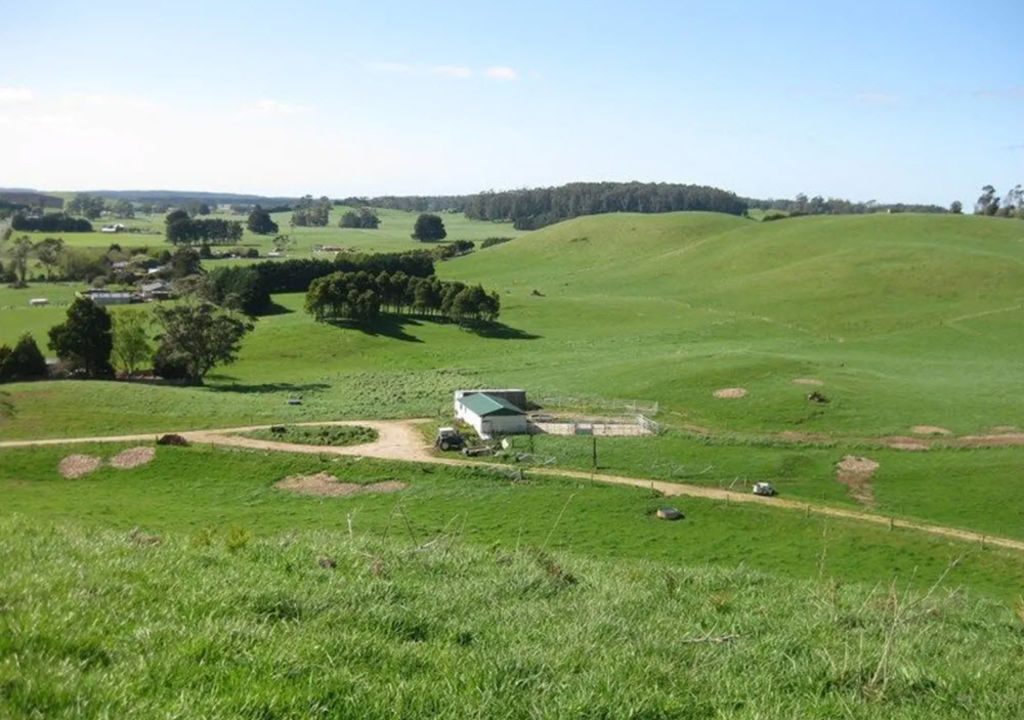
<box><xmin>753</xmin><ymin>481</ymin><xmax>776</xmax><ymax>497</ymax></box>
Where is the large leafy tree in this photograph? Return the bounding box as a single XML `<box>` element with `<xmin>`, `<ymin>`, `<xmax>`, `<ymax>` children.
<box><xmin>7</xmin><ymin>235</ymin><xmax>33</xmax><ymax>286</ymax></box>
<box><xmin>411</xmin><ymin>213</ymin><xmax>446</xmax><ymax>242</ymax></box>
<box><xmin>247</xmin><ymin>206</ymin><xmax>279</xmax><ymax>235</ymax></box>
<box><xmin>112</xmin><ymin>310</ymin><xmax>153</xmax><ymax>378</ymax></box>
<box><xmin>34</xmin><ymin>237</ymin><xmax>64</xmax><ymax>279</ymax></box>
<box><xmin>152</xmin><ymin>302</ymin><xmax>253</xmax><ymax>383</ymax></box>
<box><xmin>48</xmin><ymin>297</ymin><xmax>114</xmax><ymax>378</ymax></box>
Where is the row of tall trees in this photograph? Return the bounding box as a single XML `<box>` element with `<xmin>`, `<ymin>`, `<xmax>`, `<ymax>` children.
<box><xmin>12</xmin><ymin>213</ymin><xmax>93</xmax><ymax>232</ymax></box>
<box><xmin>165</xmin><ymin>210</ymin><xmax>243</xmax><ymax>245</ymax></box>
<box><xmin>463</xmin><ymin>182</ymin><xmax>748</xmax><ymax>229</ymax></box>
<box><xmin>250</xmin><ymin>251</ymin><xmax>435</xmax><ymax>296</ymax></box>
<box><xmin>305</xmin><ymin>270</ymin><xmax>499</xmax><ymax>325</ymax></box>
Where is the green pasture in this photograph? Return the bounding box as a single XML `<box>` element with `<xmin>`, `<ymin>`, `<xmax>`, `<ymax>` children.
<box><xmin>4</xmin><ymin>211</ymin><xmax>1024</xmax><ymax>543</ymax></box>
<box><xmin>1</xmin><ymin>443</ymin><xmax>1020</xmax><ymax>600</ymax></box>
<box><xmin>4</xmin><ymin>513</ymin><xmax>1023</xmax><ymax>719</ymax></box>
<box><xmin>7</xmin><ymin>206</ymin><xmax>522</xmax><ymax>258</ymax></box>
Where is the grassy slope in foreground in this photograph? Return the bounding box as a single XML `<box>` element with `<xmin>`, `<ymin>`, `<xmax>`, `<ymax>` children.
<box><xmin>2</xmin><ymin>443</ymin><xmax>1023</xmax><ymax>601</ymax></box>
<box><xmin>2</xmin><ymin>513</ymin><xmax>1023</xmax><ymax>718</ymax></box>
<box><xmin>442</xmin><ymin>211</ymin><xmax>1024</xmax><ymax>435</ymax></box>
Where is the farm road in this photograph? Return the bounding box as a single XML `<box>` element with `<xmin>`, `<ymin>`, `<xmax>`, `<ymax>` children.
<box><xmin>3</xmin><ymin>419</ymin><xmax>1024</xmax><ymax>553</ymax></box>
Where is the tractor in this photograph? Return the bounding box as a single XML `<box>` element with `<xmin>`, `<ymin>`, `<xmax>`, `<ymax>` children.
<box><xmin>435</xmin><ymin>427</ymin><xmax>466</xmax><ymax>451</ymax></box>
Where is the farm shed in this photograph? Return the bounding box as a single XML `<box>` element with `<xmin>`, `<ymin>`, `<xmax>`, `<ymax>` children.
<box><xmin>453</xmin><ymin>388</ymin><xmax>527</xmax><ymax>414</ymax></box>
<box><xmin>28</xmin><ymin>298</ymin><xmax>49</xmax><ymax>307</ymax></box>
<box><xmin>455</xmin><ymin>392</ymin><xmax>528</xmax><ymax>438</ymax></box>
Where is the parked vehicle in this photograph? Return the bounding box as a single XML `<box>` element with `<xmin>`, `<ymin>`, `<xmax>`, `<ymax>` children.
<box><xmin>753</xmin><ymin>481</ymin><xmax>776</xmax><ymax>496</ymax></box>
<box><xmin>435</xmin><ymin>427</ymin><xmax>466</xmax><ymax>451</ymax></box>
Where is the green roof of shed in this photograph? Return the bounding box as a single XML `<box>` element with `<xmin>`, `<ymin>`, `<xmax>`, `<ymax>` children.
<box><xmin>459</xmin><ymin>393</ymin><xmax>526</xmax><ymax>417</ymax></box>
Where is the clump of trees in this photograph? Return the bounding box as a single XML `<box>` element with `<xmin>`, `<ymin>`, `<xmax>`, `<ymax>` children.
<box><xmin>975</xmin><ymin>185</ymin><xmax>1024</xmax><ymax>219</ymax></box>
<box><xmin>431</xmin><ymin>240</ymin><xmax>474</xmax><ymax>260</ymax></box>
<box><xmin>465</xmin><ymin>181</ymin><xmax>748</xmax><ymax>229</ymax></box>
<box><xmin>12</xmin><ymin>213</ymin><xmax>93</xmax><ymax>232</ymax></box>
<box><xmin>306</xmin><ymin>270</ymin><xmax>499</xmax><ymax>326</ymax></box>
<box><xmin>290</xmin><ymin>196</ymin><xmax>332</xmax><ymax>227</ymax></box>
<box><xmin>66</xmin><ymin>193</ymin><xmax>106</xmax><ymax>219</ymax></box>
<box><xmin>412</xmin><ymin>213</ymin><xmax>447</xmax><ymax>241</ymax></box>
<box><xmin>480</xmin><ymin>236</ymin><xmax>513</xmax><ymax>249</ymax></box>
<box><xmin>747</xmin><ymin>194</ymin><xmax>947</xmax><ymax>218</ymax></box>
<box><xmin>152</xmin><ymin>302</ymin><xmax>253</xmax><ymax>384</ymax></box>
<box><xmin>47</xmin><ymin>297</ymin><xmax>115</xmax><ymax>378</ymax></box>
<box><xmin>250</xmin><ymin>251</ymin><xmax>435</xmax><ymax>296</ymax></box>
<box><xmin>247</xmin><ymin>206</ymin><xmax>279</xmax><ymax>235</ymax></box>
<box><xmin>339</xmin><ymin>208</ymin><xmax>380</xmax><ymax>229</ymax></box>
<box><xmin>0</xmin><ymin>334</ymin><xmax>48</xmax><ymax>383</ymax></box>
<box><xmin>165</xmin><ymin>210</ymin><xmax>243</xmax><ymax>245</ymax></box>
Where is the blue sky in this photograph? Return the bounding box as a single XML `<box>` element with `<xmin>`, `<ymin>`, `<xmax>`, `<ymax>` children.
<box><xmin>1</xmin><ymin>0</ymin><xmax>1021</xmax><ymax>204</ymax></box>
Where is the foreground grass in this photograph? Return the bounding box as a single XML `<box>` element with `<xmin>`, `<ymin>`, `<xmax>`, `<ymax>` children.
<box><xmin>2</xmin><ymin>515</ymin><xmax>1023</xmax><ymax>718</ymax></box>
<box><xmin>2</xmin><ymin>444</ymin><xmax>1023</xmax><ymax>601</ymax></box>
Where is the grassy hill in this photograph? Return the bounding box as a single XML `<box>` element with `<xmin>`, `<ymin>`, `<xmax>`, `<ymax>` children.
<box><xmin>1</xmin><ymin>443</ymin><xmax>1023</xmax><ymax>717</ymax></box>
<box><xmin>4</xmin><ymin>211</ymin><xmax>1024</xmax><ymax>540</ymax></box>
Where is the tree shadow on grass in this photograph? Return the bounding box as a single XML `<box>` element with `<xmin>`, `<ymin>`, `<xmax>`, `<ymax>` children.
<box><xmin>258</xmin><ymin>302</ymin><xmax>294</xmax><ymax>317</ymax></box>
<box><xmin>204</xmin><ymin>379</ymin><xmax>331</xmax><ymax>394</ymax></box>
<box><xmin>319</xmin><ymin>314</ymin><xmax>540</xmax><ymax>343</ymax></box>
<box><xmin>460</xmin><ymin>321</ymin><xmax>541</xmax><ymax>340</ymax></box>
<box><xmin>327</xmin><ymin>315</ymin><xmax>424</xmax><ymax>343</ymax></box>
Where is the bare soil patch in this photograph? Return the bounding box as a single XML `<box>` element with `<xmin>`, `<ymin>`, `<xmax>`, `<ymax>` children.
<box><xmin>911</xmin><ymin>425</ymin><xmax>952</xmax><ymax>436</ymax></box>
<box><xmin>778</xmin><ymin>431</ymin><xmax>831</xmax><ymax>443</ymax></box>
<box><xmin>275</xmin><ymin>472</ymin><xmax>406</xmax><ymax>497</ymax></box>
<box><xmin>109</xmin><ymin>446</ymin><xmax>156</xmax><ymax>469</ymax></box>
<box><xmin>713</xmin><ymin>387</ymin><xmax>747</xmax><ymax>399</ymax></box>
<box><xmin>792</xmin><ymin>378</ymin><xmax>824</xmax><ymax>386</ymax></box>
<box><xmin>836</xmin><ymin>455</ymin><xmax>880</xmax><ymax>507</ymax></box>
<box><xmin>883</xmin><ymin>437</ymin><xmax>930</xmax><ymax>451</ymax></box>
<box><xmin>990</xmin><ymin>426</ymin><xmax>1017</xmax><ymax>433</ymax></box>
<box><xmin>59</xmin><ymin>454</ymin><xmax>103</xmax><ymax>479</ymax></box>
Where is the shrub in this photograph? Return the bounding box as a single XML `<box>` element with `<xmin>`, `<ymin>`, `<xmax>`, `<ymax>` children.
<box><xmin>0</xmin><ymin>334</ymin><xmax>48</xmax><ymax>382</ymax></box>
<box><xmin>152</xmin><ymin>344</ymin><xmax>192</xmax><ymax>381</ymax></box>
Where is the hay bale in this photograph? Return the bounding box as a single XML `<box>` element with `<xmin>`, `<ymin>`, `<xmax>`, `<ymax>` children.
<box><xmin>656</xmin><ymin>507</ymin><xmax>684</xmax><ymax>520</ymax></box>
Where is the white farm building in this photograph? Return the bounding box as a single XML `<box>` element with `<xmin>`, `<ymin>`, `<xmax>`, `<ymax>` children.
<box><xmin>455</xmin><ymin>391</ymin><xmax>528</xmax><ymax>438</ymax></box>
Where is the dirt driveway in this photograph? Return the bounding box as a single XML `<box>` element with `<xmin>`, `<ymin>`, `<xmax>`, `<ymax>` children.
<box><xmin>3</xmin><ymin>419</ymin><xmax>1024</xmax><ymax>553</ymax></box>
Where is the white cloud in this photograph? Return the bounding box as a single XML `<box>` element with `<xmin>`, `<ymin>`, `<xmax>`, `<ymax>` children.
<box><xmin>250</xmin><ymin>98</ymin><xmax>312</xmax><ymax>116</ymax></box>
<box><xmin>485</xmin><ymin>66</ymin><xmax>518</xmax><ymax>81</ymax></box>
<box><xmin>0</xmin><ymin>86</ymin><xmax>34</xmax><ymax>103</ymax></box>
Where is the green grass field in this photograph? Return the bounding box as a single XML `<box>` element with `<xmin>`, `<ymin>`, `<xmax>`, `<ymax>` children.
<box><xmin>6</xmin><ymin>209</ymin><xmax>1024</xmax><ymax>715</ymax></box>
<box><xmin>8</xmin><ymin>207</ymin><xmax>522</xmax><ymax>259</ymax></box>
<box><xmin>2</xmin><ymin>443</ymin><xmax>1024</xmax><ymax>717</ymax></box>
<box><xmin>4</xmin><ymin>211</ymin><xmax>1024</xmax><ymax>541</ymax></box>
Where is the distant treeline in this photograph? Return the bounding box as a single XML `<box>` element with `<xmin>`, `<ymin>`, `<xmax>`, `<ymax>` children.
<box><xmin>462</xmin><ymin>182</ymin><xmax>749</xmax><ymax>229</ymax></box>
<box><xmin>12</xmin><ymin>212</ymin><xmax>93</xmax><ymax>232</ymax></box>
<box><xmin>746</xmin><ymin>194</ymin><xmax>947</xmax><ymax>216</ymax></box>
<box><xmin>305</xmin><ymin>270</ymin><xmax>499</xmax><ymax>325</ymax></box>
<box><xmin>337</xmin><ymin>195</ymin><xmax>469</xmax><ymax>213</ymax></box>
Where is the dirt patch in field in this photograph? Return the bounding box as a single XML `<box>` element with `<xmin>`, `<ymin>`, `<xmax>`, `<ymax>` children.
<box><xmin>883</xmin><ymin>437</ymin><xmax>930</xmax><ymax>451</ymax></box>
<box><xmin>792</xmin><ymin>378</ymin><xmax>824</xmax><ymax>386</ymax></box>
<box><xmin>714</xmin><ymin>387</ymin><xmax>747</xmax><ymax>399</ymax></box>
<box><xmin>911</xmin><ymin>425</ymin><xmax>951</xmax><ymax>436</ymax></box>
<box><xmin>990</xmin><ymin>426</ymin><xmax>1017</xmax><ymax>433</ymax></box>
<box><xmin>109</xmin><ymin>447</ymin><xmax>156</xmax><ymax>469</ymax></box>
<box><xmin>957</xmin><ymin>433</ymin><xmax>1024</xmax><ymax>448</ymax></box>
<box><xmin>778</xmin><ymin>431</ymin><xmax>831</xmax><ymax>443</ymax></box>
<box><xmin>59</xmin><ymin>454</ymin><xmax>103</xmax><ymax>479</ymax></box>
<box><xmin>836</xmin><ymin>455</ymin><xmax>880</xmax><ymax>507</ymax></box>
<box><xmin>275</xmin><ymin>472</ymin><xmax>406</xmax><ymax>497</ymax></box>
